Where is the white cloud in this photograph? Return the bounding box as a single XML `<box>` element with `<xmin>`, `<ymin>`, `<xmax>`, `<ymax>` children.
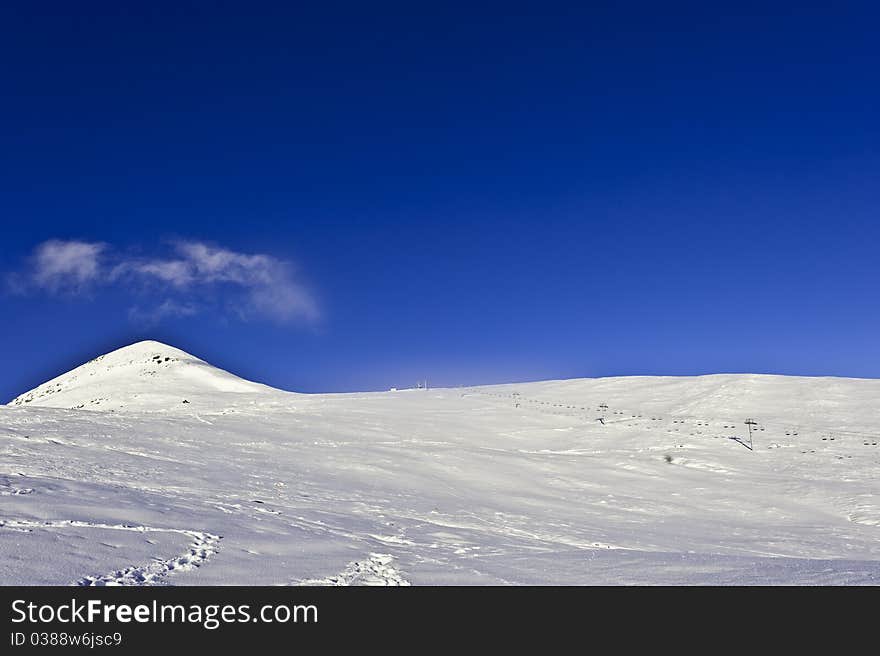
<box><xmin>128</xmin><ymin>299</ymin><xmax>199</xmax><ymax>326</ymax></box>
<box><xmin>10</xmin><ymin>239</ymin><xmax>319</xmax><ymax>325</ymax></box>
<box><xmin>249</xmin><ymin>278</ymin><xmax>320</xmax><ymax>323</ymax></box>
<box><xmin>30</xmin><ymin>240</ymin><xmax>106</xmax><ymax>293</ymax></box>
<box><xmin>127</xmin><ymin>241</ymin><xmax>320</xmax><ymax>323</ymax></box>
<box><xmin>122</xmin><ymin>260</ymin><xmax>194</xmax><ymax>287</ymax></box>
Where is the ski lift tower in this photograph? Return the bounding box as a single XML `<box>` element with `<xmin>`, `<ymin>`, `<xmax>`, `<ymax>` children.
<box><xmin>744</xmin><ymin>418</ymin><xmax>758</xmax><ymax>450</ymax></box>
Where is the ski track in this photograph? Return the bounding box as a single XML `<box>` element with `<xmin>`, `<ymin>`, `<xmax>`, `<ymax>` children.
<box><xmin>297</xmin><ymin>553</ymin><xmax>410</xmax><ymax>586</ymax></box>
<box><xmin>0</xmin><ymin>519</ymin><xmax>221</xmax><ymax>586</ymax></box>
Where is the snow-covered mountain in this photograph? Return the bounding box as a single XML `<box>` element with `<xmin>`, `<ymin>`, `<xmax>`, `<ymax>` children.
<box><xmin>9</xmin><ymin>340</ymin><xmax>278</xmax><ymax>411</ymax></box>
<box><xmin>2</xmin><ymin>340</ymin><xmax>879</xmax><ymax>585</ymax></box>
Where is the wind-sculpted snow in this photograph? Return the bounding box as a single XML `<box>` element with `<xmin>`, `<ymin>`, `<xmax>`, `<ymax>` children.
<box><xmin>2</xmin><ymin>341</ymin><xmax>879</xmax><ymax>585</ymax></box>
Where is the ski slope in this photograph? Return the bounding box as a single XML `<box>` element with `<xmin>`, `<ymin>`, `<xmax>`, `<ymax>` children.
<box><xmin>2</xmin><ymin>341</ymin><xmax>878</xmax><ymax>585</ymax></box>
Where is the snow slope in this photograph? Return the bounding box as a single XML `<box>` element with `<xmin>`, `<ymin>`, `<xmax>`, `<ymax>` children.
<box><xmin>2</xmin><ymin>341</ymin><xmax>879</xmax><ymax>585</ymax></box>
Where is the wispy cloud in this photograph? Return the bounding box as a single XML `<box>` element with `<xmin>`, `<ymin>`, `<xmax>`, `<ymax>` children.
<box><xmin>8</xmin><ymin>239</ymin><xmax>319</xmax><ymax>325</ymax></box>
<box><xmin>119</xmin><ymin>241</ymin><xmax>319</xmax><ymax>323</ymax></box>
<box><xmin>13</xmin><ymin>239</ymin><xmax>108</xmax><ymax>294</ymax></box>
<box><xmin>117</xmin><ymin>259</ymin><xmax>194</xmax><ymax>287</ymax></box>
<box><xmin>127</xmin><ymin>299</ymin><xmax>199</xmax><ymax>326</ymax></box>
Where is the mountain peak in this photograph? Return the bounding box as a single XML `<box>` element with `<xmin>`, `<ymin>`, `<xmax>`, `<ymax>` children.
<box><xmin>9</xmin><ymin>340</ymin><xmax>277</xmax><ymax>410</ymax></box>
<box><xmin>120</xmin><ymin>339</ymin><xmax>180</xmax><ymax>350</ymax></box>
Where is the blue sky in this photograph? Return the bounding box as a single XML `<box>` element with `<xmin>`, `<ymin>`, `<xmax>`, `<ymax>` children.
<box><xmin>1</xmin><ymin>1</ymin><xmax>878</xmax><ymax>400</ymax></box>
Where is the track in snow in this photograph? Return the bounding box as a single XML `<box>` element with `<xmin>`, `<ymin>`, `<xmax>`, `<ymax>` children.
<box><xmin>297</xmin><ymin>553</ymin><xmax>410</xmax><ymax>586</ymax></box>
<box><xmin>0</xmin><ymin>519</ymin><xmax>221</xmax><ymax>586</ymax></box>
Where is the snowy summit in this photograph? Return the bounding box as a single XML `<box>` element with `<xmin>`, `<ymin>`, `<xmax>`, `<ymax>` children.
<box><xmin>10</xmin><ymin>340</ymin><xmax>276</xmax><ymax>411</ymax></box>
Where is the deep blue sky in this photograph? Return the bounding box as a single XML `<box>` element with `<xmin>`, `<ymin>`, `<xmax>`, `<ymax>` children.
<box><xmin>1</xmin><ymin>1</ymin><xmax>878</xmax><ymax>400</ymax></box>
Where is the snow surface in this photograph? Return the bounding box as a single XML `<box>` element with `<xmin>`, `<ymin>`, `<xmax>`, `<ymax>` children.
<box><xmin>2</xmin><ymin>340</ymin><xmax>879</xmax><ymax>585</ymax></box>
